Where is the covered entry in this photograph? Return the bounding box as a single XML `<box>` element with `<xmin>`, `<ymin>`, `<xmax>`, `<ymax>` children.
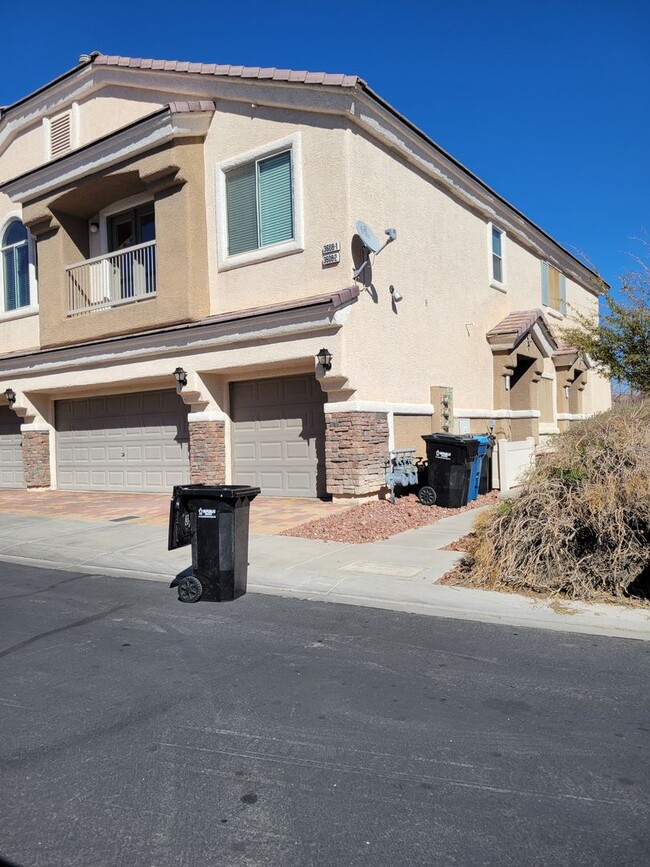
<box><xmin>231</xmin><ymin>374</ymin><xmax>326</xmax><ymax>497</ymax></box>
<box><xmin>55</xmin><ymin>390</ymin><xmax>189</xmax><ymax>492</ymax></box>
<box><xmin>0</xmin><ymin>406</ymin><xmax>24</xmax><ymax>488</ymax></box>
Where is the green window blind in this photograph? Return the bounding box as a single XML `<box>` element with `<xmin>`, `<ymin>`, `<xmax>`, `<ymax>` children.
<box><xmin>258</xmin><ymin>151</ymin><xmax>293</xmax><ymax>248</ymax></box>
<box><xmin>226</xmin><ymin>163</ymin><xmax>258</xmax><ymax>255</ymax></box>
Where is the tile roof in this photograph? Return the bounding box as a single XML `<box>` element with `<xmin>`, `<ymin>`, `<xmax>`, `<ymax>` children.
<box><xmin>168</xmin><ymin>100</ymin><xmax>216</xmax><ymax>113</ymax></box>
<box><xmin>93</xmin><ymin>55</ymin><xmax>360</xmax><ymax>88</ymax></box>
<box><xmin>486</xmin><ymin>308</ymin><xmax>558</xmax><ymax>351</ymax></box>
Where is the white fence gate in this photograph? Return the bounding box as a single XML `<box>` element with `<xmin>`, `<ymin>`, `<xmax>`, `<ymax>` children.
<box><xmin>495</xmin><ymin>438</ymin><xmax>535</xmax><ymax>491</ymax></box>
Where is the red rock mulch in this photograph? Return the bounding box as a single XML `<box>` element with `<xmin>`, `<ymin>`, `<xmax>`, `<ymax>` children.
<box><xmin>279</xmin><ymin>491</ymin><xmax>499</xmax><ymax>544</ymax></box>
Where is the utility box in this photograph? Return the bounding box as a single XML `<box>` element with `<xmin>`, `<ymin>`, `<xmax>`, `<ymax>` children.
<box><xmin>168</xmin><ymin>484</ymin><xmax>260</xmax><ymax>603</ymax></box>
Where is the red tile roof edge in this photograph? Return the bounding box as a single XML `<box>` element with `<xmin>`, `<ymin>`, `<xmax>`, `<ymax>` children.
<box><xmin>486</xmin><ymin>308</ymin><xmax>558</xmax><ymax>348</ymax></box>
<box><xmin>94</xmin><ymin>55</ymin><xmax>360</xmax><ymax>88</ymax></box>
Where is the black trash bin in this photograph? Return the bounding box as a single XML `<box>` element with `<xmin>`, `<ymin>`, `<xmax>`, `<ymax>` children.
<box><xmin>168</xmin><ymin>484</ymin><xmax>260</xmax><ymax>603</ymax></box>
<box><xmin>420</xmin><ymin>434</ymin><xmax>479</xmax><ymax>508</ymax></box>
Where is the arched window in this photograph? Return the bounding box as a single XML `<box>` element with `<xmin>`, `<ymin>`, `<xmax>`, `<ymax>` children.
<box><xmin>1</xmin><ymin>219</ymin><xmax>32</xmax><ymax>312</ymax></box>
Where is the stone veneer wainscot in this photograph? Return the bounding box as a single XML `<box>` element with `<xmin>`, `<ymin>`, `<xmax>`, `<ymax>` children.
<box><xmin>325</xmin><ymin>412</ymin><xmax>389</xmax><ymax>496</ymax></box>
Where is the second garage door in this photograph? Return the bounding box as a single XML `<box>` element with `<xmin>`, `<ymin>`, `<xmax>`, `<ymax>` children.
<box><xmin>0</xmin><ymin>406</ymin><xmax>24</xmax><ymax>488</ymax></box>
<box><xmin>231</xmin><ymin>375</ymin><xmax>326</xmax><ymax>497</ymax></box>
<box><xmin>56</xmin><ymin>390</ymin><xmax>189</xmax><ymax>492</ymax></box>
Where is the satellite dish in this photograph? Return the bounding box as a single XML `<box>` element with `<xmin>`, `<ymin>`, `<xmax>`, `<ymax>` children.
<box><xmin>356</xmin><ymin>220</ymin><xmax>382</xmax><ymax>253</ymax></box>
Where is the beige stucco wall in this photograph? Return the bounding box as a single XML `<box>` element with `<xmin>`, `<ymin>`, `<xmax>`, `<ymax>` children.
<box><xmin>333</xmin><ymin>126</ymin><xmax>610</xmax><ymax>417</ymax></box>
<box><xmin>203</xmin><ymin>103</ymin><xmax>352</xmax><ymax>315</ymax></box>
<box><xmin>338</xmin><ymin>127</ymin><xmax>507</xmax><ymax>407</ymax></box>
<box><xmin>0</xmin><ymin>123</ymin><xmax>46</xmax><ymax>184</ymax></box>
<box><xmin>77</xmin><ymin>90</ymin><xmax>166</xmax><ymax>147</ymax></box>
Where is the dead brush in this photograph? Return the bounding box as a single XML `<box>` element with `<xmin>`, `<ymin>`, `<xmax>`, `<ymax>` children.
<box><xmin>457</xmin><ymin>401</ymin><xmax>650</xmax><ymax>601</ymax></box>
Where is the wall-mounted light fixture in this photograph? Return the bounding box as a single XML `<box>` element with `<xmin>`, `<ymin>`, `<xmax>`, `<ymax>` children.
<box><xmin>89</xmin><ymin>221</ymin><xmax>99</xmax><ymax>234</ymax></box>
<box><xmin>173</xmin><ymin>367</ymin><xmax>188</xmax><ymax>388</ymax></box>
<box><xmin>564</xmin><ymin>385</ymin><xmax>570</xmax><ymax>400</ymax></box>
<box><xmin>4</xmin><ymin>388</ymin><xmax>16</xmax><ymax>406</ymax></box>
<box><xmin>389</xmin><ymin>285</ymin><xmax>403</xmax><ymax>302</ymax></box>
<box><xmin>316</xmin><ymin>348</ymin><xmax>332</xmax><ymax>372</ymax></box>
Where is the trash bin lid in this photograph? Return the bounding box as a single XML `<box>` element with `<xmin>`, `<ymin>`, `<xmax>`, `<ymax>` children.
<box><xmin>422</xmin><ymin>433</ymin><xmax>479</xmax><ymax>458</ymax></box>
<box><xmin>172</xmin><ymin>484</ymin><xmax>261</xmax><ymax>501</ymax></box>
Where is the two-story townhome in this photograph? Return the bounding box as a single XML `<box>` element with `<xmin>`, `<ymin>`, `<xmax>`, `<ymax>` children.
<box><xmin>0</xmin><ymin>53</ymin><xmax>611</xmax><ymax>498</ymax></box>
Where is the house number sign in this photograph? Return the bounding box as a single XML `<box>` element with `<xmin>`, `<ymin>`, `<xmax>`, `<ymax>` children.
<box><xmin>322</xmin><ymin>242</ymin><xmax>341</xmax><ymax>266</ymax></box>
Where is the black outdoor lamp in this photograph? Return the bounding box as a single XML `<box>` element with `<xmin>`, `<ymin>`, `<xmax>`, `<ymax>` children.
<box><xmin>173</xmin><ymin>367</ymin><xmax>188</xmax><ymax>388</ymax></box>
<box><xmin>316</xmin><ymin>348</ymin><xmax>332</xmax><ymax>372</ymax></box>
<box><xmin>4</xmin><ymin>388</ymin><xmax>16</xmax><ymax>406</ymax></box>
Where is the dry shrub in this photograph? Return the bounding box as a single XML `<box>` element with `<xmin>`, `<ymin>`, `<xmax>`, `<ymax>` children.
<box><xmin>457</xmin><ymin>401</ymin><xmax>650</xmax><ymax>601</ymax></box>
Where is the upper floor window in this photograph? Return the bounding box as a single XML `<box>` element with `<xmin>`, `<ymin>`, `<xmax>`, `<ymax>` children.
<box><xmin>488</xmin><ymin>223</ymin><xmax>506</xmax><ymax>290</ymax></box>
<box><xmin>1</xmin><ymin>220</ymin><xmax>33</xmax><ymax>313</ymax></box>
<box><xmin>216</xmin><ymin>134</ymin><xmax>304</xmax><ymax>271</ymax></box>
<box><xmin>541</xmin><ymin>261</ymin><xmax>567</xmax><ymax>315</ymax></box>
<box><xmin>226</xmin><ymin>150</ymin><xmax>293</xmax><ymax>255</ymax></box>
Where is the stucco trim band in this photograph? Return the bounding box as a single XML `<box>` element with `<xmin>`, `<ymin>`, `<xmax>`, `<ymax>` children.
<box><xmin>324</xmin><ymin>401</ymin><xmax>434</xmax><ymax>414</ymax></box>
<box><xmin>187</xmin><ymin>411</ymin><xmax>228</xmax><ymax>423</ymax></box>
<box><xmin>0</xmin><ymin>288</ymin><xmax>359</xmax><ymax>377</ymax></box>
<box><xmin>455</xmin><ymin>409</ymin><xmax>542</xmax><ymax>419</ymax></box>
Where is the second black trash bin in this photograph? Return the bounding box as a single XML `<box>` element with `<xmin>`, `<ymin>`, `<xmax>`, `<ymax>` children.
<box><xmin>421</xmin><ymin>434</ymin><xmax>479</xmax><ymax>508</ymax></box>
<box><xmin>168</xmin><ymin>484</ymin><xmax>260</xmax><ymax>603</ymax></box>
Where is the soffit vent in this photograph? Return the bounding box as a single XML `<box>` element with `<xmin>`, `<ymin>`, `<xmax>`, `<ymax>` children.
<box><xmin>50</xmin><ymin>112</ymin><xmax>72</xmax><ymax>159</ymax></box>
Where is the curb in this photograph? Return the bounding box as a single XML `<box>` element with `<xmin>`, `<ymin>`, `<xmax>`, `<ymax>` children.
<box><xmin>2</xmin><ymin>552</ymin><xmax>648</xmax><ymax>642</ymax></box>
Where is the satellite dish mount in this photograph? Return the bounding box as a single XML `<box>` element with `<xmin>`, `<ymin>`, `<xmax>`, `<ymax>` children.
<box><xmin>353</xmin><ymin>220</ymin><xmax>397</xmax><ymax>280</ymax></box>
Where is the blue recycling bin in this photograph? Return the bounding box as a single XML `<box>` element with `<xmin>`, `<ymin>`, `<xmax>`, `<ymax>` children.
<box><xmin>468</xmin><ymin>435</ymin><xmax>491</xmax><ymax>502</ymax></box>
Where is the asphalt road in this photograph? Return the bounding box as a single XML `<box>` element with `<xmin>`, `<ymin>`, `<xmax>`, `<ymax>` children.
<box><xmin>0</xmin><ymin>562</ymin><xmax>648</xmax><ymax>867</ymax></box>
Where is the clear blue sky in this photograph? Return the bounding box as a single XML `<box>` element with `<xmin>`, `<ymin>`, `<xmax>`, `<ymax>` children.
<box><xmin>3</xmin><ymin>0</ymin><xmax>648</xmax><ymax>294</ymax></box>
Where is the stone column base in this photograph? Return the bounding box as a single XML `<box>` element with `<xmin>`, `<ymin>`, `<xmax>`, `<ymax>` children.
<box><xmin>189</xmin><ymin>420</ymin><xmax>226</xmax><ymax>484</ymax></box>
<box><xmin>23</xmin><ymin>430</ymin><xmax>51</xmax><ymax>488</ymax></box>
<box><xmin>325</xmin><ymin>411</ymin><xmax>389</xmax><ymax>497</ymax></box>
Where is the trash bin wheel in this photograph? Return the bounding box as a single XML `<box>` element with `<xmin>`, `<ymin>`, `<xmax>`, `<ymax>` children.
<box><xmin>177</xmin><ymin>575</ymin><xmax>203</xmax><ymax>603</ymax></box>
<box><xmin>418</xmin><ymin>486</ymin><xmax>437</xmax><ymax>506</ymax></box>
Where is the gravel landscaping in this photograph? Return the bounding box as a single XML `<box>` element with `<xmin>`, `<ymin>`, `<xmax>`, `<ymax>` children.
<box><xmin>279</xmin><ymin>491</ymin><xmax>499</xmax><ymax>544</ymax></box>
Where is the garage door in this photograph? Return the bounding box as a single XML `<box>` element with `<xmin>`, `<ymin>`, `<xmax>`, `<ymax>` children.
<box><xmin>56</xmin><ymin>390</ymin><xmax>189</xmax><ymax>492</ymax></box>
<box><xmin>0</xmin><ymin>406</ymin><xmax>24</xmax><ymax>488</ymax></box>
<box><xmin>231</xmin><ymin>375</ymin><xmax>326</xmax><ymax>497</ymax></box>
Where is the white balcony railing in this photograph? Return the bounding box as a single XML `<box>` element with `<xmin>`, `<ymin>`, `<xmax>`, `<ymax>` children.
<box><xmin>66</xmin><ymin>241</ymin><xmax>156</xmax><ymax>316</ymax></box>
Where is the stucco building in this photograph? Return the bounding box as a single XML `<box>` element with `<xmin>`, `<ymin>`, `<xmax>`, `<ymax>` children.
<box><xmin>0</xmin><ymin>53</ymin><xmax>610</xmax><ymax>498</ymax></box>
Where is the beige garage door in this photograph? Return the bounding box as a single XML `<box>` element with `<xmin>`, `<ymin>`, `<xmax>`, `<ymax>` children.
<box><xmin>231</xmin><ymin>375</ymin><xmax>326</xmax><ymax>497</ymax></box>
<box><xmin>0</xmin><ymin>406</ymin><xmax>24</xmax><ymax>488</ymax></box>
<box><xmin>56</xmin><ymin>390</ymin><xmax>189</xmax><ymax>492</ymax></box>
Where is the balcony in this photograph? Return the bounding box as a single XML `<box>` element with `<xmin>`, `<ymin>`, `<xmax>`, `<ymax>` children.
<box><xmin>66</xmin><ymin>241</ymin><xmax>157</xmax><ymax>316</ymax></box>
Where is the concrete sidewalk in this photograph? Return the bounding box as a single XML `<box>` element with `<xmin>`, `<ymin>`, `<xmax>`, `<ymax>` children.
<box><xmin>0</xmin><ymin>505</ymin><xmax>647</xmax><ymax>642</ymax></box>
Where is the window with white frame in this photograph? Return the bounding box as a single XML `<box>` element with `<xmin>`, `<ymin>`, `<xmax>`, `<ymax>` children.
<box><xmin>225</xmin><ymin>150</ymin><xmax>293</xmax><ymax>255</ymax></box>
<box><xmin>217</xmin><ymin>135</ymin><xmax>303</xmax><ymax>269</ymax></box>
<box><xmin>1</xmin><ymin>219</ymin><xmax>35</xmax><ymax>313</ymax></box>
<box><xmin>489</xmin><ymin>223</ymin><xmax>506</xmax><ymax>288</ymax></box>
